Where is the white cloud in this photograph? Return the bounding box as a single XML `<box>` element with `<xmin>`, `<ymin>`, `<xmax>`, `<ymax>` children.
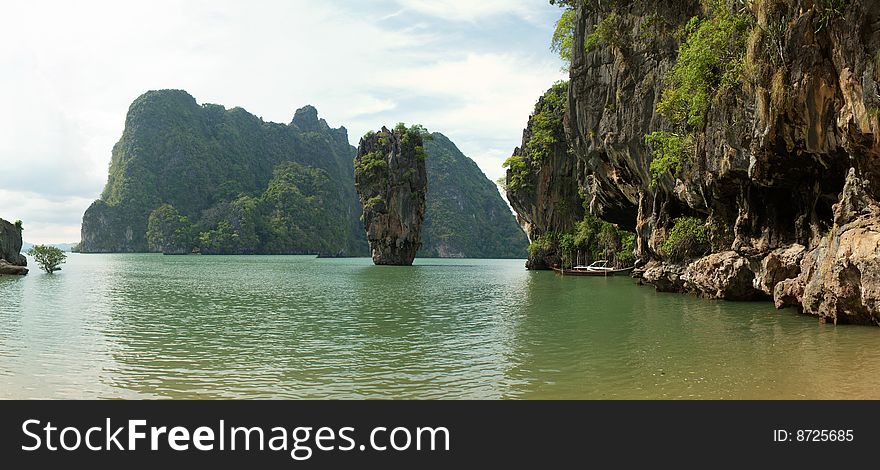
<box><xmin>0</xmin><ymin>0</ymin><xmax>563</xmax><ymax>243</ymax></box>
<box><xmin>395</xmin><ymin>0</ymin><xmax>546</xmax><ymax>23</ymax></box>
<box><xmin>0</xmin><ymin>190</ymin><xmax>91</xmax><ymax>244</ymax></box>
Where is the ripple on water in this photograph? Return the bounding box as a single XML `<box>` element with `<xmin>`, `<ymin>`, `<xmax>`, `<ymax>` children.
<box><xmin>2</xmin><ymin>255</ymin><xmax>880</xmax><ymax>399</ymax></box>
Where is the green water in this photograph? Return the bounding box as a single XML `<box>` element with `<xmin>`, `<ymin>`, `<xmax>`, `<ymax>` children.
<box><xmin>1</xmin><ymin>254</ymin><xmax>878</xmax><ymax>399</ymax></box>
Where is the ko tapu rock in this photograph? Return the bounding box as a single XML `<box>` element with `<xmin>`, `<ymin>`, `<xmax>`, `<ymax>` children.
<box><xmin>355</xmin><ymin>124</ymin><xmax>428</xmax><ymax>266</ymax></box>
<box><xmin>0</xmin><ymin>218</ymin><xmax>28</xmax><ymax>275</ymax></box>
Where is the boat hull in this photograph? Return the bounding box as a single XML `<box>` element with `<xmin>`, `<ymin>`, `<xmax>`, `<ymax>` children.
<box><xmin>552</xmin><ymin>267</ymin><xmax>634</xmax><ymax>276</ymax></box>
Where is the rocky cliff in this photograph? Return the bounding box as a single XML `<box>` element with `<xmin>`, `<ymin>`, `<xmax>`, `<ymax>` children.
<box><xmin>355</xmin><ymin>125</ymin><xmax>428</xmax><ymax>265</ymax></box>
<box><xmin>505</xmin><ymin>82</ymin><xmax>585</xmax><ymax>268</ymax></box>
<box><xmin>527</xmin><ymin>0</ymin><xmax>880</xmax><ymax>324</ymax></box>
<box><xmin>0</xmin><ymin>218</ymin><xmax>28</xmax><ymax>275</ymax></box>
<box><xmin>81</xmin><ymin>91</ymin><xmax>366</xmax><ymax>256</ymax></box>
<box><xmin>422</xmin><ymin>133</ymin><xmax>528</xmax><ymax>258</ymax></box>
<box><xmin>81</xmin><ymin>90</ymin><xmax>527</xmax><ymax>258</ymax></box>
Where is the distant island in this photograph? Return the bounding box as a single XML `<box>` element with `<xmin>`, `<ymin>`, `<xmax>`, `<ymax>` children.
<box><xmin>80</xmin><ymin>90</ymin><xmax>526</xmax><ymax>258</ymax></box>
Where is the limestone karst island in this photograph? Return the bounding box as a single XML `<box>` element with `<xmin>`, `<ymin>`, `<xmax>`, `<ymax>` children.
<box><xmin>2</xmin><ymin>0</ymin><xmax>880</xmax><ymax>401</ymax></box>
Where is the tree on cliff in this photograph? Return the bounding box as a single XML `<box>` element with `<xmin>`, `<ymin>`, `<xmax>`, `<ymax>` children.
<box><xmin>27</xmin><ymin>245</ymin><xmax>66</xmax><ymax>274</ymax></box>
<box><xmin>146</xmin><ymin>204</ymin><xmax>195</xmax><ymax>254</ymax></box>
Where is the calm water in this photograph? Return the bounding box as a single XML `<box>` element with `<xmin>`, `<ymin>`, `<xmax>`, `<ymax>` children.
<box><xmin>1</xmin><ymin>254</ymin><xmax>878</xmax><ymax>399</ymax></box>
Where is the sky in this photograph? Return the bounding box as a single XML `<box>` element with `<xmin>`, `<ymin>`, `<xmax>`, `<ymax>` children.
<box><xmin>0</xmin><ymin>0</ymin><xmax>566</xmax><ymax>243</ymax></box>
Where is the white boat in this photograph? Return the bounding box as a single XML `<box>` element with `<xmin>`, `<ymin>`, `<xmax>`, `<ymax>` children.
<box><xmin>575</xmin><ymin>260</ymin><xmax>612</xmax><ymax>272</ymax></box>
<box><xmin>554</xmin><ymin>260</ymin><xmax>634</xmax><ymax>276</ymax></box>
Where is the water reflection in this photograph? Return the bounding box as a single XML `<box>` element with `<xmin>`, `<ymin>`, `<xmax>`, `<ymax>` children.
<box><xmin>1</xmin><ymin>254</ymin><xmax>879</xmax><ymax>399</ymax></box>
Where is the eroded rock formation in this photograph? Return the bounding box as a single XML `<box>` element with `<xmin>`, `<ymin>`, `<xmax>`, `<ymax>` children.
<box><xmin>355</xmin><ymin>125</ymin><xmax>428</xmax><ymax>265</ymax></box>
<box><xmin>0</xmin><ymin>218</ymin><xmax>28</xmax><ymax>275</ymax></box>
<box><xmin>505</xmin><ymin>82</ymin><xmax>585</xmax><ymax>269</ymax></box>
<box><xmin>509</xmin><ymin>1</ymin><xmax>880</xmax><ymax>324</ymax></box>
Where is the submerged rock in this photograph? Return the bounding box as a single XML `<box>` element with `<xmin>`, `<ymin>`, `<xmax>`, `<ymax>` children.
<box><xmin>0</xmin><ymin>218</ymin><xmax>28</xmax><ymax>275</ymax></box>
<box><xmin>355</xmin><ymin>125</ymin><xmax>428</xmax><ymax>266</ymax></box>
<box><xmin>0</xmin><ymin>259</ymin><xmax>28</xmax><ymax>275</ymax></box>
<box><xmin>641</xmin><ymin>261</ymin><xmax>686</xmax><ymax>293</ymax></box>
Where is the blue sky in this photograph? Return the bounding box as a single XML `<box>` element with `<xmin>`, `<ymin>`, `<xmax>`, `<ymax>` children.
<box><xmin>0</xmin><ymin>0</ymin><xmax>566</xmax><ymax>243</ymax></box>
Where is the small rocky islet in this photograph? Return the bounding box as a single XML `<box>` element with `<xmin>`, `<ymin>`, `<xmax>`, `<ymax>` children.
<box><xmin>0</xmin><ymin>218</ymin><xmax>28</xmax><ymax>275</ymax></box>
<box><xmin>354</xmin><ymin>125</ymin><xmax>428</xmax><ymax>266</ymax></box>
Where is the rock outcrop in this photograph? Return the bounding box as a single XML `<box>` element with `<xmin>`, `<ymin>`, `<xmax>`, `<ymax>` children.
<box><xmin>80</xmin><ymin>90</ymin><xmax>527</xmax><ymax>258</ymax></box>
<box><xmin>505</xmin><ymin>82</ymin><xmax>585</xmax><ymax>269</ymax></box>
<box><xmin>682</xmin><ymin>251</ymin><xmax>758</xmax><ymax>301</ymax></box>
<box><xmin>355</xmin><ymin>125</ymin><xmax>428</xmax><ymax>265</ymax></box>
<box><xmin>508</xmin><ymin>1</ymin><xmax>880</xmax><ymax>324</ymax></box>
<box><xmin>776</xmin><ymin>169</ymin><xmax>880</xmax><ymax>325</ymax></box>
<box><xmin>0</xmin><ymin>218</ymin><xmax>28</xmax><ymax>275</ymax></box>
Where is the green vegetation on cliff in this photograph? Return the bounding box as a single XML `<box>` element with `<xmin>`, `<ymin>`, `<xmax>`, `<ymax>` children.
<box><xmin>82</xmin><ymin>91</ymin><xmax>365</xmax><ymax>255</ymax></box>
<box><xmin>83</xmin><ymin>90</ymin><xmax>527</xmax><ymax>258</ymax></box>
<box><xmin>642</xmin><ymin>1</ymin><xmax>752</xmax><ymax>184</ymax></box>
<box><xmin>645</xmin><ymin>132</ymin><xmax>693</xmax><ymax>186</ymax></box>
<box><xmin>529</xmin><ymin>213</ymin><xmax>636</xmax><ymax>268</ymax></box>
<box><xmin>504</xmin><ymin>80</ymin><xmax>568</xmax><ymax>193</ymax></box>
<box><xmin>662</xmin><ymin>216</ymin><xmax>709</xmax><ymax>262</ymax></box>
<box><xmin>656</xmin><ymin>2</ymin><xmax>752</xmax><ymax>129</ymax></box>
<box><xmin>422</xmin><ymin>133</ymin><xmax>527</xmax><ymax>258</ymax></box>
<box><xmin>146</xmin><ymin>204</ymin><xmax>194</xmax><ymax>254</ymax></box>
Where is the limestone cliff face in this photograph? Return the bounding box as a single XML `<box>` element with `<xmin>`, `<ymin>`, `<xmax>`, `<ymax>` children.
<box><xmin>355</xmin><ymin>126</ymin><xmax>428</xmax><ymax>265</ymax></box>
<box><xmin>0</xmin><ymin>218</ymin><xmax>28</xmax><ymax>275</ymax></box>
<box><xmin>506</xmin><ymin>83</ymin><xmax>585</xmax><ymax>269</ymax></box>
<box><xmin>519</xmin><ymin>1</ymin><xmax>880</xmax><ymax>324</ymax></box>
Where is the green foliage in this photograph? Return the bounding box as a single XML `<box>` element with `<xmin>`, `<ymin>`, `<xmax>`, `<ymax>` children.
<box><xmin>13</xmin><ymin>220</ymin><xmax>22</xmax><ymax>231</ymax></box>
<box><xmin>502</xmin><ymin>155</ymin><xmax>530</xmax><ymax>192</ymax></box>
<box><xmin>364</xmin><ymin>196</ymin><xmax>384</xmax><ymax>209</ymax></box>
<box><xmin>420</xmin><ymin>133</ymin><xmax>528</xmax><ymax>258</ymax></box>
<box><xmin>27</xmin><ymin>245</ymin><xmax>67</xmax><ymax>274</ymax></box>
<box><xmin>662</xmin><ymin>216</ymin><xmax>709</xmax><ymax>261</ymax></box>
<box><xmin>83</xmin><ymin>91</ymin><xmax>366</xmax><ymax>255</ymax></box>
<box><xmin>584</xmin><ymin>13</ymin><xmax>619</xmax><ymax>51</ymax></box>
<box><xmin>257</xmin><ymin>162</ymin><xmax>345</xmax><ymax>255</ymax></box>
<box><xmin>354</xmin><ymin>151</ymin><xmax>388</xmax><ymax>180</ymax></box>
<box><xmin>535</xmin><ymin>213</ymin><xmax>636</xmax><ymax>268</ymax></box>
<box><xmin>656</xmin><ymin>3</ymin><xmax>752</xmax><ymax>128</ymax></box>
<box><xmin>399</xmin><ymin>123</ymin><xmax>430</xmax><ymax>156</ymax></box>
<box><xmin>504</xmin><ymin>81</ymin><xmax>569</xmax><ymax>193</ymax></box>
<box><xmin>527</xmin><ymin>81</ymin><xmax>568</xmax><ymax>163</ymax></box>
<box><xmin>552</xmin><ymin>8</ymin><xmax>577</xmax><ymax>65</ymax></box>
<box><xmin>815</xmin><ymin>0</ymin><xmax>847</xmax><ymax>33</ymax></box>
<box><xmin>415</xmin><ymin>146</ymin><xmax>427</xmax><ymax>161</ymax></box>
<box><xmin>137</xmin><ymin>161</ymin><xmax>349</xmax><ymax>256</ymax></box>
<box><xmin>528</xmin><ymin>233</ymin><xmax>557</xmax><ymax>258</ymax></box>
<box><xmin>146</xmin><ymin>204</ymin><xmax>194</xmax><ymax>254</ymax></box>
<box><xmin>645</xmin><ymin>132</ymin><xmax>692</xmax><ymax>186</ymax></box>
